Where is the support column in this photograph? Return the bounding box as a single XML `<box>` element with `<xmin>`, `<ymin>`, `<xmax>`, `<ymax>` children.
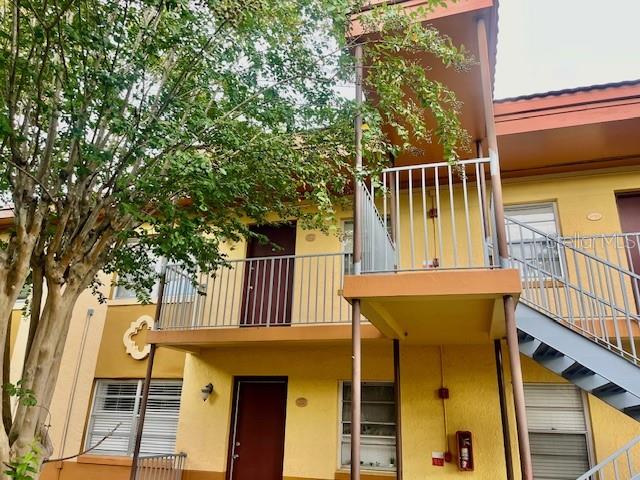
<box><xmin>476</xmin><ymin>16</ymin><xmax>533</xmax><ymax>480</ymax></box>
<box><xmin>393</xmin><ymin>339</ymin><xmax>403</xmax><ymax>479</ymax></box>
<box><xmin>494</xmin><ymin>339</ymin><xmax>514</xmax><ymax>480</ymax></box>
<box><xmin>130</xmin><ymin>272</ymin><xmax>166</xmax><ymax>480</ymax></box>
<box><xmin>129</xmin><ymin>343</ymin><xmax>156</xmax><ymax>480</ymax></box>
<box><xmin>351</xmin><ymin>43</ymin><xmax>364</xmax><ymax>480</ymax></box>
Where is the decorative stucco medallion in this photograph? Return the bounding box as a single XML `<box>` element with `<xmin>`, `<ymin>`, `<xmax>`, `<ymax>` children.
<box><xmin>123</xmin><ymin>315</ymin><xmax>153</xmax><ymax>360</ymax></box>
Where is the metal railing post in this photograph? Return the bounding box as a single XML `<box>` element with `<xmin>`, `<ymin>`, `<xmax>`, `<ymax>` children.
<box><xmin>476</xmin><ymin>16</ymin><xmax>533</xmax><ymax>480</ymax></box>
<box><xmin>129</xmin><ymin>344</ymin><xmax>156</xmax><ymax>480</ymax></box>
<box><xmin>350</xmin><ymin>42</ymin><xmax>363</xmax><ymax>480</ymax></box>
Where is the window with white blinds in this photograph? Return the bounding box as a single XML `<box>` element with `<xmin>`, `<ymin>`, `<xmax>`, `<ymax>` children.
<box><xmin>85</xmin><ymin>379</ymin><xmax>182</xmax><ymax>456</ymax></box>
<box><xmin>340</xmin><ymin>382</ymin><xmax>396</xmax><ymax>471</ymax></box>
<box><xmin>524</xmin><ymin>384</ymin><xmax>591</xmax><ymax>480</ymax></box>
<box><xmin>505</xmin><ymin>203</ymin><xmax>563</xmax><ymax>279</ymax></box>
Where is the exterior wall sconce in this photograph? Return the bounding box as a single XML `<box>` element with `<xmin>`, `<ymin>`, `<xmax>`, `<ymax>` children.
<box><xmin>201</xmin><ymin>383</ymin><xmax>214</xmax><ymax>401</ymax></box>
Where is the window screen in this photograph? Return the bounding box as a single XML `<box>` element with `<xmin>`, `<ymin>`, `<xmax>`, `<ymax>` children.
<box><xmin>524</xmin><ymin>384</ymin><xmax>590</xmax><ymax>479</ymax></box>
<box><xmin>505</xmin><ymin>203</ymin><xmax>562</xmax><ymax>279</ymax></box>
<box><xmin>85</xmin><ymin>379</ymin><xmax>182</xmax><ymax>456</ymax></box>
<box><xmin>341</xmin><ymin>382</ymin><xmax>396</xmax><ymax>471</ymax></box>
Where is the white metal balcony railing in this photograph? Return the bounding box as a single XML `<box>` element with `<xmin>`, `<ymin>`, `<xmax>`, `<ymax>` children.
<box><xmin>576</xmin><ymin>435</ymin><xmax>640</xmax><ymax>480</ymax></box>
<box><xmin>505</xmin><ymin>217</ymin><xmax>640</xmax><ymax>365</ymax></box>
<box><xmin>135</xmin><ymin>453</ymin><xmax>186</xmax><ymax>480</ymax></box>
<box><xmin>157</xmin><ymin>253</ymin><xmax>356</xmax><ymax>330</ymax></box>
<box><xmin>362</xmin><ymin>158</ymin><xmax>495</xmax><ymax>273</ymax></box>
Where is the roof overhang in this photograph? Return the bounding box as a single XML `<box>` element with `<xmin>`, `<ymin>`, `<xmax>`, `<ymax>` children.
<box><xmin>351</xmin><ymin>0</ymin><xmax>498</xmax><ymax>166</ymax></box>
<box><xmin>494</xmin><ymin>80</ymin><xmax>640</xmax><ymax>176</ymax></box>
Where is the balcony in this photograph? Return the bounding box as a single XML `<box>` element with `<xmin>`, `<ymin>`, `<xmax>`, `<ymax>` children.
<box><xmin>148</xmin><ymin>254</ymin><xmax>384</xmax><ymax>348</ymax></box>
<box><xmin>343</xmin><ymin>158</ymin><xmax>521</xmax><ymax>343</ymax></box>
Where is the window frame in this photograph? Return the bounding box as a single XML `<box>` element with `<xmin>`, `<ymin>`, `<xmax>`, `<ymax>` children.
<box><xmin>337</xmin><ymin>380</ymin><xmax>397</xmax><ymax>472</ymax></box>
<box><xmin>504</xmin><ymin>202</ymin><xmax>565</xmax><ymax>281</ymax></box>
<box><xmin>112</xmin><ymin>255</ymin><xmax>167</xmax><ymax>302</ymax></box>
<box><xmin>524</xmin><ymin>383</ymin><xmax>595</xmax><ymax>478</ymax></box>
<box><xmin>84</xmin><ymin>379</ymin><xmax>183</xmax><ymax>457</ymax></box>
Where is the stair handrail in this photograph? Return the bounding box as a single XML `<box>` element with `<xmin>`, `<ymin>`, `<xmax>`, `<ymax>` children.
<box><xmin>507</xmin><ymin>217</ymin><xmax>640</xmax><ymax>282</ymax></box>
<box><xmin>505</xmin><ymin>216</ymin><xmax>640</xmax><ymax>364</ymax></box>
<box><xmin>506</xmin><ymin>218</ymin><xmax>640</xmax><ymax>320</ymax></box>
<box><xmin>576</xmin><ymin>435</ymin><xmax>640</xmax><ymax>480</ymax></box>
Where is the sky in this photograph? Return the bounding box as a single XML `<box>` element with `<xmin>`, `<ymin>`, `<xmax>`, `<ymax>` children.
<box><xmin>494</xmin><ymin>0</ymin><xmax>640</xmax><ymax>99</ymax></box>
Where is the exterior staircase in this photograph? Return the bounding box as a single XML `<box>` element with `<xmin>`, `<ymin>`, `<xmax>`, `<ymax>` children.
<box><xmin>505</xmin><ymin>216</ymin><xmax>640</xmax><ymax>418</ymax></box>
<box><xmin>505</xmin><ymin>217</ymin><xmax>640</xmax><ymax>478</ymax></box>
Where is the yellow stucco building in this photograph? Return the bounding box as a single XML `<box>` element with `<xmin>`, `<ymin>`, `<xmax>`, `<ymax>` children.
<box><xmin>7</xmin><ymin>1</ymin><xmax>638</xmax><ymax>480</ymax></box>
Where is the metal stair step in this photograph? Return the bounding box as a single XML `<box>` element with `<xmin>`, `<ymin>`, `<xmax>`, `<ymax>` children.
<box><xmin>596</xmin><ymin>390</ymin><xmax>640</xmax><ymax>411</ymax></box>
<box><xmin>537</xmin><ymin>355</ymin><xmax>576</xmax><ymax>375</ymax></box>
<box><xmin>518</xmin><ymin>338</ymin><xmax>542</xmax><ymax>357</ymax></box>
<box><xmin>623</xmin><ymin>405</ymin><xmax>640</xmax><ymax>421</ymax></box>
<box><xmin>570</xmin><ymin>373</ymin><xmax>611</xmax><ymax>393</ymax></box>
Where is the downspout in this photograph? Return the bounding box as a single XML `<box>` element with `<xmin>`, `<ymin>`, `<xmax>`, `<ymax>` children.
<box><xmin>56</xmin><ymin>308</ymin><xmax>94</xmax><ymax>479</ymax></box>
<box><xmin>350</xmin><ymin>42</ymin><xmax>364</xmax><ymax>480</ymax></box>
<box><xmin>393</xmin><ymin>339</ymin><xmax>403</xmax><ymax>479</ymax></box>
<box><xmin>494</xmin><ymin>339</ymin><xmax>515</xmax><ymax>480</ymax></box>
<box><xmin>476</xmin><ymin>16</ymin><xmax>533</xmax><ymax>480</ymax></box>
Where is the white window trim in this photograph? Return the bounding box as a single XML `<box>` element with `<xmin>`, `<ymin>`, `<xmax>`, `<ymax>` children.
<box><xmin>505</xmin><ymin>202</ymin><xmax>565</xmax><ymax>280</ymax></box>
<box><xmin>337</xmin><ymin>380</ymin><xmax>397</xmax><ymax>473</ymax></box>
<box><xmin>524</xmin><ymin>382</ymin><xmax>595</xmax><ymax>475</ymax></box>
<box><xmin>85</xmin><ymin>379</ymin><xmax>182</xmax><ymax>457</ymax></box>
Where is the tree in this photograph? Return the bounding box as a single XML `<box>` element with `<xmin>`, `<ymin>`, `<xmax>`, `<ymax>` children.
<box><xmin>0</xmin><ymin>0</ymin><xmax>470</xmax><ymax>474</ymax></box>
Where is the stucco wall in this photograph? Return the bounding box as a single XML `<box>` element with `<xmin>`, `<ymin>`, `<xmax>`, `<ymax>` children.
<box><xmin>176</xmin><ymin>343</ymin><xmax>510</xmax><ymax>480</ymax></box>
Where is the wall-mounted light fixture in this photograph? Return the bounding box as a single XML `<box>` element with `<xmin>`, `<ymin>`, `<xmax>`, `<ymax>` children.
<box><xmin>201</xmin><ymin>383</ymin><xmax>214</xmax><ymax>401</ymax></box>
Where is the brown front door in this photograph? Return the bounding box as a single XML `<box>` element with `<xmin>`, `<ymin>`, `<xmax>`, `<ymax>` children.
<box><xmin>228</xmin><ymin>378</ymin><xmax>288</xmax><ymax>480</ymax></box>
<box><xmin>241</xmin><ymin>224</ymin><xmax>296</xmax><ymax>326</ymax></box>
<box><xmin>617</xmin><ymin>193</ymin><xmax>640</xmax><ymax>309</ymax></box>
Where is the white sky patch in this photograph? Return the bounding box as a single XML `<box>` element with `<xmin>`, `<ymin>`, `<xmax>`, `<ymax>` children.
<box><xmin>494</xmin><ymin>0</ymin><xmax>640</xmax><ymax>99</ymax></box>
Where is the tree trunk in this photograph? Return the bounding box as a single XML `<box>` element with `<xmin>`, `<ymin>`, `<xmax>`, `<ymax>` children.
<box><xmin>8</xmin><ymin>281</ymin><xmax>81</xmax><ymax>476</ymax></box>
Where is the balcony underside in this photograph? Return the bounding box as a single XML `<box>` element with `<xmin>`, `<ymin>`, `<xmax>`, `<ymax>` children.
<box><xmin>343</xmin><ymin>269</ymin><xmax>521</xmax><ymax>344</ymax></box>
<box><xmin>148</xmin><ymin>323</ymin><xmax>386</xmax><ymax>351</ymax></box>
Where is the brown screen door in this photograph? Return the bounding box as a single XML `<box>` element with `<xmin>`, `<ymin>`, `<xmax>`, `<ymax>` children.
<box><xmin>241</xmin><ymin>224</ymin><xmax>296</xmax><ymax>326</ymax></box>
<box><xmin>228</xmin><ymin>378</ymin><xmax>288</xmax><ymax>480</ymax></box>
<box><xmin>617</xmin><ymin>193</ymin><xmax>640</xmax><ymax>309</ymax></box>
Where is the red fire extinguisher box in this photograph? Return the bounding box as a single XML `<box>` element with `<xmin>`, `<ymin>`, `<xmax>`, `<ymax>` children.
<box><xmin>456</xmin><ymin>431</ymin><xmax>474</xmax><ymax>471</ymax></box>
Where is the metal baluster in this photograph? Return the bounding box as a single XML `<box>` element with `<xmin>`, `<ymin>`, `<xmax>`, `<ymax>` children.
<box><xmin>229</xmin><ymin>262</ymin><xmax>239</xmax><ymax>327</ymax></box>
<box><xmin>322</xmin><ymin>255</ymin><xmax>327</xmax><ymax>323</ymax></box>
<box><xmin>462</xmin><ymin>164</ymin><xmax>473</xmax><ymax>266</ymax></box>
<box><xmin>421</xmin><ymin>167</ymin><xmax>429</xmax><ymax>269</ymax></box>
<box><xmin>283</xmin><ymin>257</ymin><xmax>291</xmax><ymax>324</ymax></box>
<box><xmin>383</xmin><ymin>172</ymin><xmax>388</xmax><ymax>270</ymax></box>
<box><xmin>214</xmin><ymin>267</ymin><xmax>224</xmax><ymax>327</ymax></box>
<box><xmin>266</xmin><ymin>258</ymin><xmax>275</xmax><ymax>326</ymax></box>
<box><xmin>435</xmin><ymin>167</ymin><xmax>444</xmax><ymax>268</ymax></box>
<box><xmin>475</xmin><ymin>162</ymin><xmax>489</xmax><ymax>266</ymax></box>
<box><xmin>569</xmin><ymin>245</ymin><xmax>589</xmax><ymax>327</ymax></box>
<box><xmin>408</xmin><ymin>169</ymin><xmax>415</xmax><ymax>268</ymax></box>
<box><xmin>298</xmin><ymin>256</ymin><xmax>304</xmax><ymax>321</ymax></box>
<box><xmin>395</xmin><ymin>172</ymin><xmax>401</xmax><ymax>269</ymax></box>
<box><xmin>306</xmin><ymin>256</ymin><xmax>312</xmax><ymax>321</ymax></box>
<box><xmin>274</xmin><ymin>258</ymin><xmax>283</xmax><ymax>325</ymax></box>
<box><xmin>447</xmin><ymin>164</ymin><xmax>458</xmax><ymax>267</ymax></box>
<box><xmin>330</xmin><ymin>255</ymin><xmax>336</xmax><ymax>323</ymax></box>
<box><xmin>314</xmin><ymin>256</ymin><xmax>320</xmax><ymax>322</ymax></box>
<box><xmin>244</xmin><ymin>259</ymin><xmax>254</xmax><ymax>325</ymax></box>
<box><xmin>258</xmin><ymin>259</ymin><xmax>268</xmax><ymax>326</ymax></box>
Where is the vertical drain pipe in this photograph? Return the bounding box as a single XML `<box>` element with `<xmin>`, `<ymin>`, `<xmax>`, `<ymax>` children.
<box><xmin>476</xmin><ymin>16</ymin><xmax>533</xmax><ymax>480</ymax></box>
<box><xmin>494</xmin><ymin>339</ymin><xmax>514</xmax><ymax>480</ymax></box>
<box><xmin>393</xmin><ymin>339</ymin><xmax>403</xmax><ymax>479</ymax></box>
<box><xmin>350</xmin><ymin>42</ymin><xmax>364</xmax><ymax>480</ymax></box>
<box><xmin>56</xmin><ymin>308</ymin><xmax>94</xmax><ymax>478</ymax></box>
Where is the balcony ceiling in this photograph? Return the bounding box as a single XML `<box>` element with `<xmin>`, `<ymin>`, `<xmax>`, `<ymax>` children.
<box><xmin>358</xmin><ymin>1</ymin><xmax>497</xmax><ymax>166</ymax></box>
